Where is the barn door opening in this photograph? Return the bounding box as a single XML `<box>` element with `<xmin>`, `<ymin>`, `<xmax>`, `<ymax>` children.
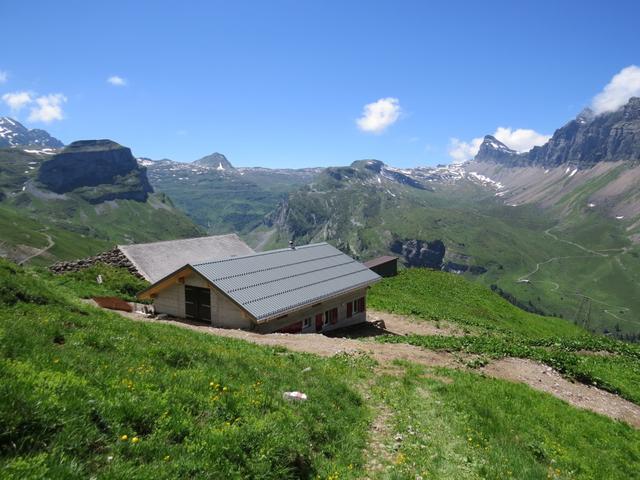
<box><xmin>185</xmin><ymin>286</ymin><xmax>211</xmax><ymax>322</ymax></box>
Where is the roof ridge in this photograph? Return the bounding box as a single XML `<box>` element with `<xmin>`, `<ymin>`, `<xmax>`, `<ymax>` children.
<box><xmin>193</xmin><ymin>242</ymin><xmax>330</xmax><ymax>267</ymax></box>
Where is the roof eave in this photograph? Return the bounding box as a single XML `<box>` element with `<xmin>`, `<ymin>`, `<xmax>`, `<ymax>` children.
<box><xmin>253</xmin><ymin>276</ymin><xmax>381</xmax><ymax>324</ymax></box>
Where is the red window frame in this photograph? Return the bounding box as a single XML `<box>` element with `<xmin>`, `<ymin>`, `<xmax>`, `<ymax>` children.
<box><xmin>354</xmin><ymin>297</ymin><xmax>365</xmax><ymax>314</ymax></box>
<box><xmin>325</xmin><ymin>307</ymin><xmax>338</xmax><ymax>325</ymax></box>
<box><xmin>346</xmin><ymin>301</ymin><xmax>353</xmax><ymax>318</ymax></box>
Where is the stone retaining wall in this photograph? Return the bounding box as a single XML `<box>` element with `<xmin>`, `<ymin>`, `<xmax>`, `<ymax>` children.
<box><xmin>49</xmin><ymin>247</ymin><xmax>145</xmax><ymax>279</ymax></box>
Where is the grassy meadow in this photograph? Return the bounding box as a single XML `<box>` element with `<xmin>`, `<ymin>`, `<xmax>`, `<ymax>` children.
<box><xmin>1</xmin><ymin>260</ymin><xmax>639</xmax><ymax>478</ymax></box>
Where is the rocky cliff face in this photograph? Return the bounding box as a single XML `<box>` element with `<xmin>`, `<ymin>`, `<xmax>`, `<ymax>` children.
<box><xmin>474</xmin><ymin>135</ymin><xmax>522</xmax><ymax>165</ymax></box>
<box><xmin>476</xmin><ymin>97</ymin><xmax>640</xmax><ymax>167</ymax></box>
<box><xmin>390</xmin><ymin>239</ymin><xmax>446</xmax><ymax>268</ymax></box>
<box><xmin>0</xmin><ymin>117</ymin><xmax>64</xmax><ymax>148</ymax></box>
<box><xmin>37</xmin><ymin>140</ymin><xmax>153</xmax><ymax>203</ymax></box>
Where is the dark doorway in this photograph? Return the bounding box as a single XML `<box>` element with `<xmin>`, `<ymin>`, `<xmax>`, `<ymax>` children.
<box><xmin>185</xmin><ymin>286</ymin><xmax>211</xmax><ymax>322</ymax></box>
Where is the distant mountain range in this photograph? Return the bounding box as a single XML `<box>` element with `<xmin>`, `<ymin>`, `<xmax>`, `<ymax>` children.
<box><xmin>0</xmin><ymin>117</ymin><xmax>64</xmax><ymax>148</ymax></box>
<box><xmin>467</xmin><ymin>97</ymin><xmax>640</xmax><ymax>222</ymax></box>
<box><xmin>140</xmin><ymin>153</ymin><xmax>321</xmax><ymax>235</ymax></box>
<box><xmin>1</xmin><ymin>98</ymin><xmax>639</xmax><ymax>338</ymax></box>
<box><xmin>476</xmin><ymin>98</ymin><xmax>640</xmax><ymax>167</ymax></box>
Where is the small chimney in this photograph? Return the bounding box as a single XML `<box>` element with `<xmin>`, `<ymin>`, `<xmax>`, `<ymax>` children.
<box><xmin>289</xmin><ymin>240</ymin><xmax>296</xmax><ymax>250</ymax></box>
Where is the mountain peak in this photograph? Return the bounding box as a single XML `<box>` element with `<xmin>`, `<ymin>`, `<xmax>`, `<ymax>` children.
<box><xmin>481</xmin><ymin>135</ymin><xmax>516</xmax><ymax>152</ymax></box>
<box><xmin>37</xmin><ymin>139</ymin><xmax>153</xmax><ymax>203</ymax></box>
<box><xmin>0</xmin><ymin>117</ymin><xmax>64</xmax><ymax>148</ymax></box>
<box><xmin>474</xmin><ymin>136</ymin><xmax>520</xmax><ymax>165</ymax></box>
<box><xmin>193</xmin><ymin>152</ymin><xmax>235</xmax><ymax>171</ymax></box>
<box><xmin>576</xmin><ymin>108</ymin><xmax>595</xmax><ymax>124</ymax></box>
<box><xmin>351</xmin><ymin>159</ymin><xmax>386</xmax><ymax>173</ymax></box>
<box><xmin>623</xmin><ymin>96</ymin><xmax>640</xmax><ymax>119</ymax></box>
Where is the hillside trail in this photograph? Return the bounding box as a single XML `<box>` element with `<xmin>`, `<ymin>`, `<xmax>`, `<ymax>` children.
<box><xmin>517</xmin><ymin>227</ymin><xmax>640</xmax><ymax>327</ymax></box>
<box><xmin>18</xmin><ymin>231</ymin><xmax>54</xmax><ymax>265</ymax></box>
<box><xmin>96</xmin><ymin>302</ymin><xmax>640</xmax><ymax>428</ymax></box>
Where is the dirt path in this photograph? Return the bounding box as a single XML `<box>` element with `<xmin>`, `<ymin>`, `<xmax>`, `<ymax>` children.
<box><xmin>368</xmin><ymin>309</ymin><xmax>465</xmax><ymax>336</ymax></box>
<box><xmin>98</xmin><ymin>304</ymin><xmax>640</xmax><ymax>428</ymax></box>
<box><xmin>18</xmin><ymin>232</ymin><xmax>54</xmax><ymax>265</ymax></box>
<box><xmin>483</xmin><ymin>358</ymin><xmax>640</xmax><ymax>428</ymax></box>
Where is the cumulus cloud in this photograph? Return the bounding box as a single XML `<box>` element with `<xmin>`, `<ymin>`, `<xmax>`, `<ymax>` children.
<box><xmin>0</xmin><ymin>70</ymin><xmax>7</xmax><ymax>84</ymax></box>
<box><xmin>448</xmin><ymin>137</ymin><xmax>484</xmax><ymax>164</ymax></box>
<box><xmin>27</xmin><ymin>94</ymin><xmax>67</xmax><ymax>123</ymax></box>
<box><xmin>492</xmin><ymin>127</ymin><xmax>551</xmax><ymax>152</ymax></box>
<box><xmin>2</xmin><ymin>91</ymin><xmax>33</xmax><ymax>112</ymax></box>
<box><xmin>591</xmin><ymin>65</ymin><xmax>640</xmax><ymax>115</ymax></box>
<box><xmin>107</xmin><ymin>75</ymin><xmax>127</xmax><ymax>86</ymax></box>
<box><xmin>356</xmin><ymin>97</ymin><xmax>401</xmax><ymax>134</ymax></box>
<box><xmin>448</xmin><ymin>127</ymin><xmax>550</xmax><ymax>163</ymax></box>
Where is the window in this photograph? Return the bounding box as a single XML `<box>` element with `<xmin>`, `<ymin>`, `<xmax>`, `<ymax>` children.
<box><xmin>303</xmin><ymin>317</ymin><xmax>311</xmax><ymax>329</ymax></box>
<box><xmin>324</xmin><ymin>307</ymin><xmax>338</xmax><ymax>325</ymax></box>
<box><xmin>346</xmin><ymin>301</ymin><xmax>353</xmax><ymax>318</ymax></box>
<box><xmin>354</xmin><ymin>297</ymin><xmax>365</xmax><ymax>314</ymax></box>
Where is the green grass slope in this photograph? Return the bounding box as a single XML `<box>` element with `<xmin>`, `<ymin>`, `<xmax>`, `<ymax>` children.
<box><xmin>370</xmin><ymin>269</ymin><xmax>640</xmax><ymax>404</ymax></box>
<box><xmin>371</xmin><ymin>363</ymin><xmax>639</xmax><ymax>479</ymax></box>
<box><xmin>1</xmin><ymin>260</ymin><xmax>640</xmax><ymax>478</ymax></box>
<box><xmin>0</xmin><ymin>260</ymin><xmax>370</xmax><ymax>478</ymax></box>
<box><xmin>0</xmin><ymin>148</ymin><xmax>204</xmax><ymax>266</ymax></box>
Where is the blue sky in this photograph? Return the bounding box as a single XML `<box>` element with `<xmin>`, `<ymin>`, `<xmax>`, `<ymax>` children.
<box><xmin>1</xmin><ymin>0</ymin><xmax>639</xmax><ymax>167</ymax></box>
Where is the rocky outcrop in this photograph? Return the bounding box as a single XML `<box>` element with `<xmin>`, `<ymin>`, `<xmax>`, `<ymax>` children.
<box><xmin>193</xmin><ymin>152</ymin><xmax>235</xmax><ymax>171</ymax></box>
<box><xmin>476</xmin><ymin>97</ymin><xmax>640</xmax><ymax>167</ymax></box>
<box><xmin>390</xmin><ymin>239</ymin><xmax>445</xmax><ymax>268</ymax></box>
<box><xmin>0</xmin><ymin>117</ymin><xmax>64</xmax><ymax>148</ymax></box>
<box><xmin>474</xmin><ymin>135</ymin><xmax>522</xmax><ymax>165</ymax></box>
<box><xmin>37</xmin><ymin>140</ymin><xmax>153</xmax><ymax>203</ymax></box>
<box><xmin>49</xmin><ymin>247</ymin><xmax>145</xmax><ymax>279</ymax></box>
<box><xmin>442</xmin><ymin>261</ymin><xmax>487</xmax><ymax>275</ymax></box>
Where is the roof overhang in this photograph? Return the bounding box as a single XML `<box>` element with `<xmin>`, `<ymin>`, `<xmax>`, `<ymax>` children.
<box><xmin>253</xmin><ymin>277</ymin><xmax>381</xmax><ymax>324</ymax></box>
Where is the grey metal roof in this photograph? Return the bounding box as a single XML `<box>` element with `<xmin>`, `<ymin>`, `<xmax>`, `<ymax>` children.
<box><xmin>192</xmin><ymin>242</ymin><xmax>381</xmax><ymax>321</ymax></box>
<box><xmin>118</xmin><ymin>234</ymin><xmax>254</xmax><ymax>283</ymax></box>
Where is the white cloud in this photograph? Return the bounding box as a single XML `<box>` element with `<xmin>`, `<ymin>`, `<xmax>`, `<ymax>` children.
<box><xmin>0</xmin><ymin>70</ymin><xmax>7</xmax><ymax>84</ymax></box>
<box><xmin>356</xmin><ymin>97</ymin><xmax>401</xmax><ymax>134</ymax></box>
<box><xmin>27</xmin><ymin>94</ymin><xmax>67</xmax><ymax>123</ymax></box>
<box><xmin>107</xmin><ymin>75</ymin><xmax>127</xmax><ymax>86</ymax></box>
<box><xmin>448</xmin><ymin>137</ymin><xmax>483</xmax><ymax>164</ymax></box>
<box><xmin>591</xmin><ymin>65</ymin><xmax>640</xmax><ymax>115</ymax></box>
<box><xmin>492</xmin><ymin>127</ymin><xmax>551</xmax><ymax>152</ymax></box>
<box><xmin>448</xmin><ymin>127</ymin><xmax>550</xmax><ymax>163</ymax></box>
<box><xmin>2</xmin><ymin>91</ymin><xmax>33</xmax><ymax>111</ymax></box>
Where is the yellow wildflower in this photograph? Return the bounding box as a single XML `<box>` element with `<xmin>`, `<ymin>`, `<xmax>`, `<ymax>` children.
<box><xmin>120</xmin><ymin>434</ymin><xmax>128</xmax><ymax>441</ymax></box>
<box><xmin>131</xmin><ymin>436</ymin><xmax>140</xmax><ymax>444</ymax></box>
